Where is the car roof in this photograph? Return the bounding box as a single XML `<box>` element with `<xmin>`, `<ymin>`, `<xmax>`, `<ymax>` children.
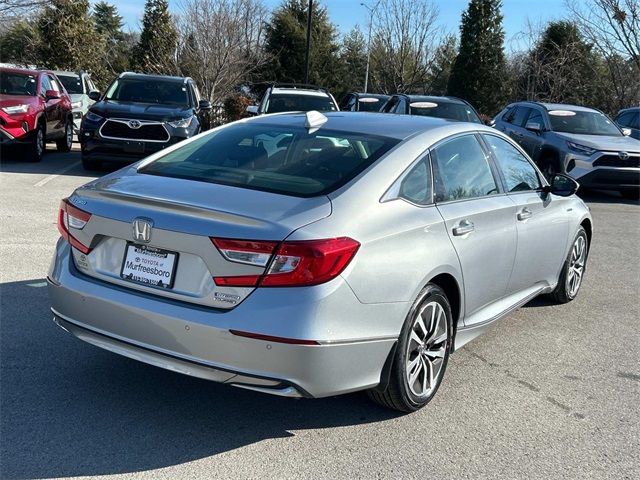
<box><xmin>0</xmin><ymin>66</ymin><xmax>46</xmax><ymax>76</ymax></box>
<box><xmin>243</xmin><ymin>111</ymin><xmax>486</xmax><ymax>140</ymax></box>
<box><xmin>513</xmin><ymin>101</ymin><xmax>599</xmax><ymax>113</ymax></box>
<box><xmin>53</xmin><ymin>70</ymin><xmax>83</xmax><ymax>77</ymax></box>
<box><xmin>271</xmin><ymin>87</ymin><xmax>330</xmax><ymax>98</ymax></box>
<box><xmin>352</xmin><ymin>93</ymin><xmax>390</xmax><ymax>98</ymax></box>
<box><xmin>119</xmin><ymin>72</ymin><xmax>189</xmax><ymax>83</ymax></box>
<box><xmin>617</xmin><ymin>106</ymin><xmax>640</xmax><ymax>114</ymax></box>
<box><xmin>400</xmin><ymin>95</ymin><xmax>469</xmax><ymax>105</ymax></box>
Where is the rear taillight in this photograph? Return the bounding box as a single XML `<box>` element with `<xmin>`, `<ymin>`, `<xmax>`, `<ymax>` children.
<box><xmin>211</xmin><ymin>237</ymin><xmax>360</xmax><ymax>287</ymax></box>
<box><xmin>57</xmin><ymin>198</ymin><xmax>92</xmax><ymax>254</ymax></box>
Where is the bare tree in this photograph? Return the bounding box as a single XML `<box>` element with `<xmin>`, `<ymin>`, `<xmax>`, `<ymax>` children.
<box><xmin>175</xmin><ymin>0</ymin><xmax>269</xmax><ymax>105</ymax></box>
<box><xmin>369</xmin><ymin>0</ymin><xmax>444</xmax><ymax>93</ymax></box>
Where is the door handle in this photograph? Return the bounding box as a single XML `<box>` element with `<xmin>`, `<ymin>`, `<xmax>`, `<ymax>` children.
<box><xmin>452</xmin><ymin>220</ymin><xmax>475</xmax><ymax>236</ymax></box>
<box><xmin>517</xmin><ymin>208</ymin><xmax>533</xmax><ymax>221</ymax></box>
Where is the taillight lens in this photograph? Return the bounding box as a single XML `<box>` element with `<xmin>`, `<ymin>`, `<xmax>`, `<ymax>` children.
<box><xmin>57</xmin><ymin>198</ymin><xmax>92</xmax><ymax>254</ymax></box>
<box><xmin>211</xmin><ymin>237</ymin><xmax>360</xmax><ymax>287</ymax></box>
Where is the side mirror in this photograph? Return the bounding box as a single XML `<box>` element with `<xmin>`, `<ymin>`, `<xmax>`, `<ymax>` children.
<box><xmin>88</xmin><ymin>90</ymin><xmax>101</xmax><ymax>101</ymax></box>
<box><xmin>486</xmin><ymin>119</ymin><xmax>496</xmax><ymax>127</ymax></box>
<box><xmin>544</xmin><ymin>173</ymin><xmax>579</xmax><ymax>197</ymax></box>
<box><xmin>525</xmin><ymin>121</ymin><xmax>542</xmax><ymax>133</ymax></box>
<box><xmin>246</xmin><ymin>105</ymin><xmax>259</xmax><ymax>116</ymax></box>
<box><xmin>45</xmin><ymin>89</ymin><xmax>60</xmax><ymax>100</ymax></box>
<box><xmin>198</xmin><ymin>100</ymin><xmax>212</xmax><ymax>111</ymax></box>
<box><xmin>622</xmin><ymin>127</ymin><xmax>632</xmax><ymax>136</ymax></box>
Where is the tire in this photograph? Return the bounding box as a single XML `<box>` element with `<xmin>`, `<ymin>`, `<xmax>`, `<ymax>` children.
<box><xmin>368</xmin><ymin>284</ymin><xmax>453</xmax><ymax>412</ymax></box>
<box><xmin>620</xmin><ymin>189</ymin><xmax>640</xmax><ymax>201</ymax></box>
<box><xmin>549</xmin><ymin>226</ymin><xmax>589</xmax><ymax>304</ymax></box>
<box><xmin>25</xmin><ymin>122</ymin><xmax>45</xmax><ymax>162</ymax></box>
<box><xmin>81</xmin><ymin>154</ymin><xmax>101</xmax><ymax>171</ymax></box>
<box><xmin>56</xmin><ymin>119</ymin><xmax>73</xmax><ymax>152</ymax></box>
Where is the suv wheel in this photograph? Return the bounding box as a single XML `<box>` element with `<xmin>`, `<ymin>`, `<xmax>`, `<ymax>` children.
<box><xmin>26</xmin><ymin>123</ymin><xmax>45</xmax><ymax>162</ymax></box>
<box><xmin>56</xmin><ymin>119</ymin><xmax>73</xmax><ymax>152</ymax></box>
<box><xmin>368</xmin><ymin>284</ymin><xmax>452</xmax><ymax>412</ymax></box>
<box><xmin>549</xmin><ymin>226</ymin><xmax>589</xmax><ymax>303</ymax></box>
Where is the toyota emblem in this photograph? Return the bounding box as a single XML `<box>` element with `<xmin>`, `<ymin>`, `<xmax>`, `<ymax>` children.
<box><xmin>128</xmin><ymin>120</ymin><xmax>142</xmax><ymax>129</ymax></box>
<box><xmin>618</xmin><ymin>151</ymin><xmax>630</xmax><ymax>160</ymax></box>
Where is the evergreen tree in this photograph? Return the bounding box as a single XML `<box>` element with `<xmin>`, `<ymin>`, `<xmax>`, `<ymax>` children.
<box><xmin>93</xmin><ymin>2</ymin><xmax>124</xmax><ymax>41</ymax></box>
<box><xmin>133</xmin><ymin>0</ymin><xmax>178</xmax><ymax>74</ymax></box>
<box><xmin>0</xmin><ymin>19</ymin><xmax>41</xmax><ymax>67</ymax></box>
<box><xmin>447</xmin><ymin>0</ymin><xmax>508</xmax><ymax>115</ymax></box>
<box><xmin>263</xmin><ymin>0</ymin><xmax>340</xmax><ymax>89</ymax></box>
<box><xmin>93</xmin><ymin>2</ymin><xmax>132</xmax><ymax>75</ymax></box>
<box><xmin>427</xmin><ymin>35</ymin><xmax>457</xmax><ymax>96</ymax></box>
<box><xmin>337</xmin><ymin>26</ymin><xmax>367</xmax><ymax>97</ymax></box>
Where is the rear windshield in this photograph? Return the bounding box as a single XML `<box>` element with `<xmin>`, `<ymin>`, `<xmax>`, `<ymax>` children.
<box><xmin>139</xmin><ymin>123</ymin><xmax>399</xmax><ymax>197</ymax></box>
<box><xmin>57</xmin><ymin>74</ymin><xmax>83</xmax><ymax>94</ymax></box>
<box><xmin>358</xmin><ymin>96</ymin><xmax>389</xmax><ymax>112</ymax></box>
<box><xmin>548</xmin><ymin>110</ymin><xmax>622</xmax><ymax>136</ymax></box>
<box><xmin>105</xmin><ymin>78</ymin><xmax>189</xmax><ymax>107</ymax></box>
<box><xmin>410</xmin><ymin>102</ymin><xmax>482</xmax><ymax>123</ymax></box>
<box><xmin>265</xmin><ymin>93</ymin><xmax>337</xmax><ymax>113</ymax></box>
<box><xmin>0</xmin><ymin>71</ymin><xmax>37</xmax><ymax>96</ymax></box>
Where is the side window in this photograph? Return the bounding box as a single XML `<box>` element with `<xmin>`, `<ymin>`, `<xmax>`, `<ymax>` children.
<box><xmin>503</xmin><ymin>106</ymin><xmax>516</xmax><ymax>123</ymax></box>
<box><xmin>633</xmin><ymin>113</ymin><xmax>640</xmax><ymax>129</ymax></box>
<box><xmin>483</xmin><ymin>134</ymin><xmax>541</xmax><ymax>192</ymax></box>
<box><xmin>616</xmin><ymin>112</ymin><xmax>634</xmax><ymax>128</ymax></box>
<box><xmin>381</xmin><ymin>96</ymin><xmax>399</xmax><ymax>113</ymax></box>
<box><xmin>526</xmin><ymin>109</ymin><xmax>543</xmax><ymax>128</ymax></box>
<box><xmin>40</xmin><ymin>74</ymin><xmax>51</xmax><ymax>94</ymax></box>
<box><xmin>48</xmin><ymin>75</ymin><xmax>61</xmax><ymax>92</ymax></box>
<box><xmin>398</xmin><ymin>159</ymin><xmax>432</xmax><ymax>205</ymax></box>
<box><xmin>432</xmin><ymin>135</ymin><xmax>499</xmax><ymax>202</ymax></box>
<box><xmin>396</xmin><ymin>97</ymin><xmax>407</xmax><ymax>114</ymax></box>
<box><xmin>512</xmin><ymin>107</ymin><xmax>531</xmax><ymax>127</ymax></box>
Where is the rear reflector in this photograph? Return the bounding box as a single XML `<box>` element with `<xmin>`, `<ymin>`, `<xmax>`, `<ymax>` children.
<box><xmin>211</xmin><ymin>237</ymin><xmax>360</xmax><ymax>287</ymax></box>
<box><xmin>229</xmin><ymin>329</ymin><xmax>320</xmax><ymax>345</ymax></box>
<box><xmin>57</xmin><ymin>198</ymin><xmax>92</xmax><ymax>254</ymax></box>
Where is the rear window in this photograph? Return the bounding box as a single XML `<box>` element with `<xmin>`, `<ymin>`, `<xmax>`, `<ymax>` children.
<box><xmin>265</xmin><ymin>93</ymin><xmax>336</xmax><ymax>113</ymax></box>
<box><xmin>139</xmin><ymin>123</ymin><xmax>399</xmax><ymax>197</ymax></box>
<box><xmin>57</xmin><ymin>74</ymin><xmax>83</xmax><ymax>94</ymax></box>
<box><xmin>410</xmin><ymin>101</ymin><xmax>482</xmax><ymax>123</ymax></box>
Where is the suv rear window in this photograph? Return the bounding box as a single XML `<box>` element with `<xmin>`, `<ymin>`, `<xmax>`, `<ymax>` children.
<box><xmin>140</xmin><ymin>123</ymin><xmax>399</xmax><ymax>197</ymax></box>
<box><xmin>266</xmin><ymin>93</ymin><xmax>336</xmax><ymax>113</ymax></box>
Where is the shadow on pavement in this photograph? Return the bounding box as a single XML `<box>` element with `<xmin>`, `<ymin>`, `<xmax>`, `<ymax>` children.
<box><xmin>578</xmin><ymin>189</ymin><xmax>639</xmax><ymax>206</ymax></box>
<box><xmin>0</xmin><ymin>279</ymin><xmax>400</xmax><ymax>479</ymax></box>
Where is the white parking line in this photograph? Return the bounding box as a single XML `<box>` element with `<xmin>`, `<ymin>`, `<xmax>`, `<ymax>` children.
<box><xmin>33</xmin><ymin>161</ymin><xmax>81</xmax><ymax>187</ymax></box>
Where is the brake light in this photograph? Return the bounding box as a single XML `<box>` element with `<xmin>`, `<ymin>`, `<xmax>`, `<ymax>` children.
<box><xmin>57</xmin><ymin>198</ymin><xmax>92</xmax><ymax>254</ymax></box>
<box><xmin>211</xmin><ymin>237</ymin><xmax>360</xmax><ymax>287</ymax></box>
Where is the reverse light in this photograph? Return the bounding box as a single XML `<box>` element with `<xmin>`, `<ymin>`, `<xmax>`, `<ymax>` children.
<box><xmin>211</xmin><ymin>237</ymin><xmax>360</xmax><ymax>287</ymax></box>
<box><xmin>567</xmin><ymin>141</ymin><xmax>596</xmax><ymax>156</ymax></box>
<box><xmin>2</xmin><ymin>104</ymin><xmax>29</xmax><ymax>114</ymax></box>
<box><xmin>168</xmin><ymin>116</ymin><xmax>194</xmax><ymax>128</ymax></box>
<box><xmin>57</xmin><ymin>198</ymin><xmax>92</xmax><ymax>254</ymax></box>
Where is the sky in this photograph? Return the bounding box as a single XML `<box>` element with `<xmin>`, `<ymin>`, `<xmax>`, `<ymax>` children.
<box><xmin>107</xmin><ymin>0</ymin><xmax>573</xmax><ymax>51</ymax></box>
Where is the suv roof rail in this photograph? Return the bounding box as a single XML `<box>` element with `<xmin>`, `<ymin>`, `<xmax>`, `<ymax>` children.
<box><xmin>272</xmin><ymin>82</ymin><xmax>328</xmax><ymax>93</ymax></box>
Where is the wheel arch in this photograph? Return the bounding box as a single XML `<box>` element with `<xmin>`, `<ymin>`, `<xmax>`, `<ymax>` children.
<box><xmin>428</xmin><ymin>272</ymin><xmax>462</xmax><ymax>353</ymax></box>
<box><xmin>580</xmin><ymin>217</ymin><xmax>593</xmax><ymax>248</ymax></box>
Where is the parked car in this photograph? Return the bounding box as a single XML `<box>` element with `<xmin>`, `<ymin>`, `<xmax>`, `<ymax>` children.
<box><xmin>380</xmin><ymin>94</ymin><xmax>483</xmax><ymax>124</ymax></box>
<box><xmin>494</xmin><ymin>101</ymin><xmax>640</xmax><ymax>200</ymax></box>
<box><xmin>49</xmin><ymin>111</ymin><xmax>592</xmax><ymax>412</ymax></box>
<box><xmin>54</xmin><ymin>70</ymin><xmax>98</xmax><ymax>133</ymax></box>
<box><xmin>246</xmin><ymin>83</ymin><xmax>339</xmax><ymax>115</ymax></box>
<box><xmin>614</xmin><ymin>107</ymin><xmax>639</xmax><ymax>140</ymax></box>
<box><xmin>0</xmin><ymin>66</ymin><xmax>74</xmax><ymax>162</ymax></box>
<box><xmin>340</xmin><ymin>92</ymin><xmax>390</xmax><ymax>112</ymax></box>
<box><xmin>79</xmin><ymin>72</ymin><xmax>212</xmax><ymax>170</ymax></box>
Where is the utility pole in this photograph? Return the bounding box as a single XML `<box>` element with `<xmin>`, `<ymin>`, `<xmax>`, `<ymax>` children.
<box><xmin>362</xmin><ymin>1</ymin><xmax>381</xmax><ymax>93</ymax></box>
<box><xmin>304</xmin><ymin>0</ymin><xmax>313</xmax><ymax>84</ymax></box>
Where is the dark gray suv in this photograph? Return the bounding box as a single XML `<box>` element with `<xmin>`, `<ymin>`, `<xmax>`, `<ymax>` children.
<box><xmin>494</xmin><ymin>102</ymin><xmax>640</xmax><ymax>199</ymax></box>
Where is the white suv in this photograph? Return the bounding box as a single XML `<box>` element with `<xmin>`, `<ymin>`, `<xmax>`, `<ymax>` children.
<box><xmin>247</xmin><ymin>84</ymin><xmax>338</xmax><ymax>115</ymax></box>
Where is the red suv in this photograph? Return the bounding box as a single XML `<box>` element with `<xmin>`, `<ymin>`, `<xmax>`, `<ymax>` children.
<box><xmin>0</xmin><ymin>67</ymin><xmax>74</xmax><ymax>162</ymax></box>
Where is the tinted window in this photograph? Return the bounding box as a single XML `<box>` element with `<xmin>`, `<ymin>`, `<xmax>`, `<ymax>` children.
<box><xmin>140</xmin><ymin>124</ymin><xmax>399</xmax><ymax>197</ymax></box>
<box><xmin>265</xmin><ymin>94</ymin><xmax>336</xmax><ymax>113</ymax></box>
<box><xmin>48</xmin><ymin>75</ymin><xmax>61</xmax><ymax>92</ymax></box>
<box><xmin>40</xmin><ymin>74</ymin><xmax>51</xmax><ymax>94</ymax></box>
<box><xmin>396</xmin><ymin>97</ymin><xmax>407</xmax><ymax>114</ymax></box>
<box><xmin>381</xmin><ymin>96</ymin><xmax>399</xmax><ymax>113</ymax></box>
<box><xmin>526</xmin><ymin>109</ymin><xmax>543</xmax><ymax>127</ymax></box>
<box><xmin>616</xmin><ymin>112</ymin><xmax>634</xmax><ymax>128</ymax></box>
<box><xmin>399</xmin><ymin>159</ymin><xmax>431</xmax><ymax>205</ymax></box>
<box><xmin>358</xmin><ymin>96</ymin><xmax>388</xmax><ymax>112</ymax></box>
<box><xmin>503</xmin><ymin>106</ymin><xmax>517</xmax><ymax>123</ymax></box>
<box><xmin>483</xmin><ymin>135</ymin><xmax>541</xmax><ymax>192</ymax></box>
<box><xmin>548</xmin><ymin>110</ymin><xmax>621</xmax><ymax>136</ymax></box>
<box><xmin>510</xmin><ymin>107</ymin><xmax>531</xmax><ymax>127</ymax></box>
<box><xmin>410</xmin><ymin>101</ymin><xmax>482</xmax><ymax>123</ymax></box>
<box><xmin>57</xmin><ymin>74</ymin><xmax>83</xmax><ymax>94</ymax></box>
<box><xmin>105</xmin><ymin>78</ymin><xmax>189</xmax><ymax>107</ymax></box>
<box><xmin>0</xmin><ymin>71</ymin><xmax>36</xmax><ymax>96</ymax></box>
<box><xmin>432</xmin><ymin>135</ymin><xmax>498</xmax><ymax>202</ymax></box>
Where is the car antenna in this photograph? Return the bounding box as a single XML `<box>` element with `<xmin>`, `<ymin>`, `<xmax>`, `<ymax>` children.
<box><xmin>304</xmin><ymin>110</ymin><xmax>328</xmax><ymax>133</ymax></box>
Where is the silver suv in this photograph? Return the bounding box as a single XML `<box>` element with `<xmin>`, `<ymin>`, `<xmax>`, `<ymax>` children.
<box><xmin>494</xmin><ymin>102</ymin><xmax>640</xmax><ymax>200</ymax></box>
<box><xmin>246</xmin><ymin>83</ymin><xmax>338</xmax><ymax>115</ymax></box>
<box><xmin>54</xmin><ymin>71</ymin><xmax>98</xmax><ymax>133</ymax></box>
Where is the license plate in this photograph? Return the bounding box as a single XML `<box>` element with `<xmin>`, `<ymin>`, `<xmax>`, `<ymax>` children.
<box><xmin>123</xmin><ymin>141</ymin><xmax>144</xmax><ymax>154</ymax></box>
<box><xmin>120</xmin><ymin>243</ymin><xmax>178</xmax><ymax>289</ymax></box>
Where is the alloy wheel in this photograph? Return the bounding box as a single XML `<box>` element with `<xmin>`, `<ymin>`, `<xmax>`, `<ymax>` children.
<box><xmin>566</xmin><ymin>235</ymin><xmax>586</xmax><ymax>298</ymax></box>
<box><xmin>405</xmin><ymin>301</ymin><xmax>448</xmax><ymax>397</ymax></box>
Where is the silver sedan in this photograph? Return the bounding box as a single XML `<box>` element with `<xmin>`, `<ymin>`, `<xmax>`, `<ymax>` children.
<box><xmin>48</xmin><ymin>111</ymin><xmax>592</xmax><ymax>412</ymax></box>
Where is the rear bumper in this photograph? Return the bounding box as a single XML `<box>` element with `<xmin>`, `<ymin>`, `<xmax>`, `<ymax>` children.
<box><xmin>48</xmin><ymin>241</ymin><xmax>401</xmax><ymax>398</ymax></box>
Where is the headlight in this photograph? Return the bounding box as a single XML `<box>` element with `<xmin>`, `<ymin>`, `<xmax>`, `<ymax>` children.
<box><xmin>2</xmin><ymin>104</ymin><xmax>29</xmax><ymax>114</ymax></box>
<box><xmin>168</xmin><ymin>116</ymin><xmax>194</xmax><ymax>128</ymax></box>
<box><xmin>71</xmin><ymin>101</ymin><xmax>82</xmax><ymax>109</ymax></box>
<box><xmin>84</xmin><ymin>111</ymin><xmax>103</xmax><ymax>122</ymax></box>
<box><xmin>567</xmin><ymin>141</ymin><xmax>596</xmax><ymax>156</ymax></box>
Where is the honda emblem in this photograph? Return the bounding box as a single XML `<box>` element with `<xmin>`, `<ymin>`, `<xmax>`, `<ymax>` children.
<box><xmin>132</xmin><ymin>218</ymin><xmax>153</xmax><ymax>243</ymax></box>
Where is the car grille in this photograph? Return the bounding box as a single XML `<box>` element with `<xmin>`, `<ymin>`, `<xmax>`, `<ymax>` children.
<box><xmin>593</xmin><ymin>154</ymin><xmax>640</xmax><ymax>168</ymax></box>
<box><xmin>100</xmin><ymin>119</ymin><xmax>169</xmax><ymax>142</ymax></box>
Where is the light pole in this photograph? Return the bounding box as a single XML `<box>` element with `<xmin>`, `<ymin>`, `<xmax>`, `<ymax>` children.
<box><xmin>361</xmin><ymin>0</ymin><xmax>381</xmax><ymax>93</ymax></box>
<box><xmin>304</xmin><ymin>0</ymin><xmax>313</xmax><ymax>84</ymax></box>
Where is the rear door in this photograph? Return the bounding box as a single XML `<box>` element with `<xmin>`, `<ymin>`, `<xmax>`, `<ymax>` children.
<box><xmin>481</xmin><ymin>133</ymin><xmax>569</xmax><ymax>293</ymax></box>
<box><xmin>432</xmin><ymin>134</ymin><xmax>518</xmax><ymax>320</ymax></box>
<box><xmin>519</xmin><ymin>107</ymin><xmax>546</xmax><ymax>159</ymax></box>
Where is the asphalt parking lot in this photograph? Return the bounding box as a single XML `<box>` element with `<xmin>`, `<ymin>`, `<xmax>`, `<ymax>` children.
<box><xmin>1</xmin><ymin>146</ymin><xmax>639</xmax><ymax>480</ymax></box>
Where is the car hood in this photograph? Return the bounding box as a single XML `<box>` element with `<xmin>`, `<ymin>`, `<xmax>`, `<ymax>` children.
<box><xmin>554</xmin><ymin>132</ymin><xmax>640</xmax><ymax>153</ymax></box>
<box><xmin>90</xmin><ymin>100</ymin><xmax>193</xmax><ymax>122</ymax></box>
<box><xmin>0</xmin><ymin>94</ymin><xmax>39</xmax><ymax>109</ymax></box>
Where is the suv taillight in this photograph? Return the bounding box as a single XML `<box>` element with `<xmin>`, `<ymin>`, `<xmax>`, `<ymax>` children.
<box><xmin>211</xmin><ymin>237</ymin><xmax>360</xmax><ymax>287</ymax></box>
<box><xmin>57</xmin><ymin>198</ymin><xmax>92</xmax><ymax>254</ymax></box>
